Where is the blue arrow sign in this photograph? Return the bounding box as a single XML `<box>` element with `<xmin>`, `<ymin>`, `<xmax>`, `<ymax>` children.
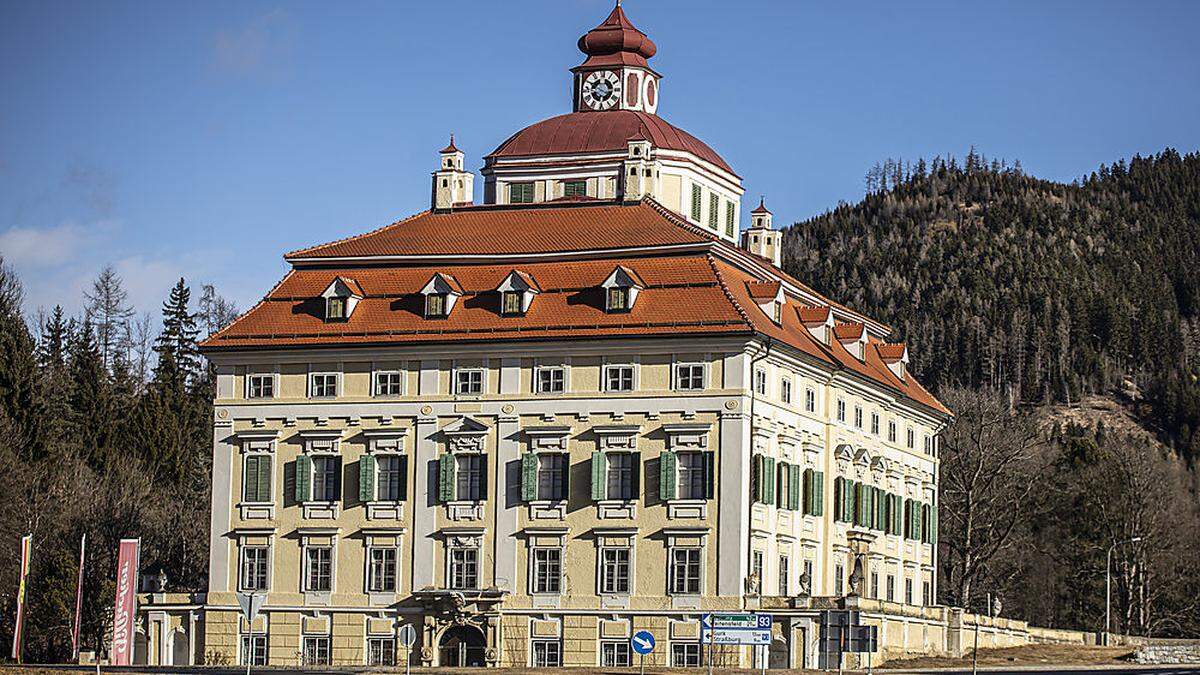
<box><xmin>631</xmin><ymin>630</ymin><xmax>655</xmax><ymax>655</ymax></box>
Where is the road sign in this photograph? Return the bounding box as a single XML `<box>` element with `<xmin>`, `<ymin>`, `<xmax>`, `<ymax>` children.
<box><xmin>631</xmin><ymin>630</ymin><xmax>656</xmax><ymax>655</ymax></box>
<box><xmin>398</xmin><ymin>624</ymin><xmax>417</xmax><ymax>647</ymax></box>
<box><xmin>701</xmin><ymin>613</ymin><xmax>772</xmax><ymax>645</ymax></box>
<box><xmin>236</xmin><ymin>592</ymin><xmax>264</xmax><ymax>624</ymax></box>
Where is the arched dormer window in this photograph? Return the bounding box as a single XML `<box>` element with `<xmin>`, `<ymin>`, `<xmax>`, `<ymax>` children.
<box><xmin>601</xmin><ymin>266</ymin><xmax>645</xmax><ymax>313</ymax></box>
<box><xmin>321</xmin><ymin>277</ymin><xmax>363</xmax><ymax>323</ymax></box>
<box><xmin>496</xmin><ymin>270</ymin><xmax>541</xmax><ymax>316</ymax></box>
<box><xmin>420</xmin><ymin>273</ymin><xmax>463</xmax><ymax>319</ymax></box>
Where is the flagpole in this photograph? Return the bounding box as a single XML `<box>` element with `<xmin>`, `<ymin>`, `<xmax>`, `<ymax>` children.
<box><xmin>11</xmin><ymin>534</ymin><xmax>32</xmax><ymax>665</ymax></box>
<box><xmin>73</xmin><ymin>534</ymin><xmax>87</xmax><ymax>662</ymax></box>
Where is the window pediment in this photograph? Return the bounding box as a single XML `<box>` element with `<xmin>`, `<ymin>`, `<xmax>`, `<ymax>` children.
<box><xmin>662</xmin><ymin>423</ymin><xmax>710</xmax><ymax>450</ymax></box>
<box><xmin>594</xmin><ymin>424</ymin><xmax>640</xmax><ymax>451</ymax></box>
<box><xmin>442</xmin><ymin>416</ymin><xmax>489</xmax><ymax>453</ymax></box>
<box><xmin>525</xmin><ymin>426</ymin><xmax>571</xmax><ymax>451</ymax></box>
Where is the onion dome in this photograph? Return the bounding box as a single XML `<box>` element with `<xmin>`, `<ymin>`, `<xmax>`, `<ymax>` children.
<box><xmin>577</xmin><ymin>2</ymin><xmax>657</xmax><ymax>69</ymax></box>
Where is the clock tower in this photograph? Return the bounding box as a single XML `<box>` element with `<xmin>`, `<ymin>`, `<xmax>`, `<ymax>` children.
<box><xmin>572</xmin><ymin>1</ymin><xmax>660</xmax><ymax>114</ymax></box>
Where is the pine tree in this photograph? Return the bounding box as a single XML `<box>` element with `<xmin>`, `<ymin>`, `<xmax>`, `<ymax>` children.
<box><xmin>152</xmin><ymin>278</ymin><xmax>200</xmax><ymax>391</ymax></box>
<box><xmin>84</xmin><ymin>265</ymin><xmax>133</xmax><ymax>372</ymax></box>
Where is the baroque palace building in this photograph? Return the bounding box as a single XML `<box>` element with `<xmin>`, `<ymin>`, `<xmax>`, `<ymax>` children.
<box><xmin>138</xmin><ymin>3</ymin><xmax>949</xmax><ymax>669</ymax></box>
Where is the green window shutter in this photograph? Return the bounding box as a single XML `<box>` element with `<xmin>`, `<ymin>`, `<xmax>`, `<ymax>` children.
<box><xmin>802</xmin><ymin>468</ymin><xmax>812</xmax><ymax>515</ymax></box>
<box><xmin>874</xmin><ymin>487</ymin><xmax>884</xmax><ymax>530</ymax></box>
<box><xmin>931</xmin><ymin>506</ymin><xmax>938</xmax><ymax>544</ymax></box>
<box><xmin>359</xmin><ymin>454</ymin><xmax>375</xmax><ymax>502</ymax></box>
<box><xmin>521</xmin><ymin>453</ymin><xmax>538</xmax><ymax>502</ymax></box>
<box><xmin>478</xmin><ymin>456</ymin><xmax>488</xmax><ymax>501</ymax></box>
<box><xmin>294</xmin><ymin>454</ymin><xmax>312</xmax><ymax>503</ymax></box>
<box><xmin>630</xmin><ymin>453</ymin><xmax>641</xmax><ymax>498</ymax></box>
<box><xmin>703</xmin><ymin>451</ymin><xmax>715</xmax><ymax>500</ymax></box>
<box><xmin>659</xmin><ymin>451</ymin><xmax>677</xmax><ymax>501</ymax></box>
<box><xmin>751</xmin><ymin>455</ymin><xmax>762</xmax><ymax>503</ymax></box>
<box><xmin>258</xmin><ymin>456</ymin><xmax>272</xmax><ymax>503</ymax></box>
<box><xmin>814</xmin><ymin>471</ymin><xmax>824</xmax><ymax>516</ymax></box>
<box><xmin>764</xmin><ymin>458</ymin><xmax>776</xmax><ymax>505</ymax></box>
<box><xmin>397</xmin><ymin>455</ymin><xmax>408</xmax><ymax>501</ymax></box>
<box><xmin>833</xmin><ymin>477</ymin><xmax>842</xmax><ymax>521</ymax></box>
<box><xmin>244</xmin><ymin>456</ymin><xmax>259</xmax><ymax>502</ymax></box>
<box><xmin>561</xmin><ymin>452</ymin><xmax>571</xmax><ymax>499</ymax></box>
<box><xmin>591</xmin><ymin>451</ymin><xmax>606</xmax><ymax>501</ymax></box>
<box><xmin>789</xmin><ymin>464</ymin><xmax>802</xmax><ymax>511</ymax></box>
<box><xmin>438</xmin><ymin>453</ymin><xmax>456</xmax><ymax>502</ymax></box>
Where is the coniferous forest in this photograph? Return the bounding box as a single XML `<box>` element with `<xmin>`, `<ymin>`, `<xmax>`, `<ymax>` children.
<box><xmin>0</xmin><ymin>149</ymin><xmax>1198</xmax><ymax>663</ymax></box>
<box><xmin>784</xmin><ymin>148</ymin><xmax>1200</xmax><ymax>636</ymax></box>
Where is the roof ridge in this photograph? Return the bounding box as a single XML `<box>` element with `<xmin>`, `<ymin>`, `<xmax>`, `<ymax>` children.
<box><xmin>286</xmin><ymin>210</ymin><xmax>430</xmax><ymax>260</ymax></box>
<box><xmin>200</xmin><ymin>268</ymin><xmax>297</xmax><ymax>348</ymax></box>
<box><xmin>705</xmin><ymin>253</ymin><xmax>755</xmax><ymax>329</ymax></box>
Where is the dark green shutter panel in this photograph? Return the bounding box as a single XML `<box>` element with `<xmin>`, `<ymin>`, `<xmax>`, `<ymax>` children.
<box><xmin>359</xmin><ymin>454</ymin><xmax>375</xmax><ymax>502</ymax></box>
<box><xmin>591</xmin><ymin>451</ymin><xmax>606</xmax><ymax>501</ymax></box>
<box><xmin>815</xmin><ymin>471</ymin><xmax>825</xmax><ymax>516</ymax></box>
<box><xmin>478</xmin><ymin>456</ymin><xmax>488</xmax><ymax>501</ymax></box>
<box><xmin>789</xmin><ymin>464</ymin><xmax>801</xmax><ymax>510</ymax></box>
<box><xmin>521</xmin><ymin>453</ymin><xmax>538</xmax><ymax>502</ymax></box>
<box><xmin>802</xmin><ymin>468</ymin><xmax>812</xmax><ymax>514</ymax></box>
<box><xmin>702</xmin><ymin>451</ymin><xmax>715</xmax><ymax>500</ymax></box>
<box><xmin>765</xmin><ymin>457</ymin><xmax>776</xmax><ymax>505</ymax></box>
<box><xmin>833</xmin><ymin>477</ymin><xmax>842</xmax><ymax>520</ymax></box>
<box><xmin>931</xmin><ymin>506</ymin><xmax>938</xmax><ymax>544</ymax></box>
<box><xmin>630</xmin><ymin>453</ymin><xmax>640</xmax><ymax>498</ymax></box>
<box><xmin>438</xmin><ymin>453</ymin><xmax>455</xmax><ymax>502</ymax></box>
<box><xmin>295</xmin><ymin>454</ymin><xmax>312</xmax><ymax>503</ymax></box>
<box><xmin>659</xmin><ymin>451</ymin><xmax>677</xmax><ymax>501</ymax></box>
<box><xmin>560</xmin><ymin>453</ymin><xmax>571</xmax><ymax>500</ymax></box>
<box><xmin>397</xmin><ymin>455</ymin><xmax>408</xmax><ymax>501</ymax></box>
<box><xmin>244</xmin><ymin>456</ymin><xmax>259</xmax><ymax>502</ymax></box>
<box><xmin>257</xmin><ymin>456</ymin><xmax>272</xmax><ymax>503</ymax></box>
<box><xmin>750</xmin><ymin>455</ymin><xmax>760</xmax><ymax>503</ymax></box>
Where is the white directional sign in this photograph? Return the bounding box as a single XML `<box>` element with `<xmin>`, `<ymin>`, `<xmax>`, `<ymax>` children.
<box><xmin>398</xmin><ymin>624</ymin><xmax>417</xmax><ymax>647</ymax></box>
<box><xmin>701</xmin><ymin>613</ymin><xmax>772</xmax><ymax>645</ymax></box>
<box><xmin>236</xmin><ymin>592</ymin><xmax>265</xmax><ymax>624</ymax></box>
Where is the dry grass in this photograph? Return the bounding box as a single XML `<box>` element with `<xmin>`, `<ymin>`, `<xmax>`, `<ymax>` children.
<box><xmin>879</xmin><ymin>644</ymin><xmax>1137</xmax><ymax>669</ymax></box>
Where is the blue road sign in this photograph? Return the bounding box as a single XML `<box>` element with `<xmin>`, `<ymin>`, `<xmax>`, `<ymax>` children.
<box><xmin>631</xmin><ymin>630</ymin><xmax>656</xmax><ymax>655</ymax></box>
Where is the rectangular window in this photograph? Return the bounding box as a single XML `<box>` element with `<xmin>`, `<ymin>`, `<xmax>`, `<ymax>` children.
<box><xmin>448</xmin><ymin>547</ymin><xmax>478</xmax><ymax>589</ymax></box>
<box><xmin>312</xmin><ymin>455</ymin><xmax>340</xmax><ymax>502</ymax></box>
<box><xmin>302</xmin><ymin>636</ymin><xmax>330</xmax><ymax>666</ymax></box>
<box><xmin>834</xmin><ymin>563</ymin><xmax>845</xmax><ymax>596</ymax></box>
<box><xmin>243</xmin><ymin>454</ymin><xmax>272</xmax><ymax>503</ymax></box>
<box><xmin>836</xmin><ymin>398</ymin><xmax>846</xmax><ymax>422</ymax></box>
<box><xmin>240</xmin><ymin>634</ymin><xmax>267</xmax><ymax>666</ymax></box>
<box><xmin>531</xmin><ymin>639</ymin><xmax>561</xmax><ymax>667</ymax></box>
<box><xmin>804</xmin><ymin>559</ymin><xmax>814</xmax><ymax>592</ymax></box>
<box><xmin>887</xmin><ymin>574</ymin><xmax>896</xmax><ymax>602</ymax></box>
<box><xmin>305</xmin><ymin>546</ymin><xmax>332</xmax><ymax>592</ymax></box>
<box><xmin>674</xmin><ymin>362</ymin><xmax>705</xmax><ymax>390</ymax></box>
<box><xmin>781</xmin><ymin>377</ymin><xmax>792</xmax><ymax>404</ymax></box>
<box><xmin>754</xmin><ymin>369</ymin><xmax>767</xmax><ymax>395</ymax></box>
<box><xmin>600</xmin><ymin>547</ymin><xmax>631</xmax><ymax>594</ymax></box>
<box><xmin>870</xmin><ymin>571</ymin><xmax>879</xmax><ymax>599</ymax></box>
<box><xmin>690</xmin><ymin>184</ymin><xmax>702</xmax><ymax>221</ymax></box>
<box><xmin>670</xmin><ymin>548</ymin><xmax>702</xmax><ymax>595</ymax></box>
<box><xmin>310</xmin><ymin>372</ymin><xmax>338</xmax><ymax>398</ymax></box>
<box><xmin>376</xmin><ymin>455</ymin><xmax>403</xmax><ymax>501</ymax></box>
<box><xmin>751</xmin><ymin>550</ymin><xmax>764</xmax><ymax>589</ymax></box>
<box><xmin>455</xmin><ymin>454</ymin><xmax>485</xmax><ymax>501</ymax></box>
<box><xmin>905</xmin><ymin>577</ymin><xmax>913</xmax><ymax>605</ymax></box>
<box><xmin>530</xmin><ymin>548</ymin><xmax>562</xmax><ymax>594</ymax></box>
<box><xmin>923</xmin><ymin>580</ymin><xmax>932</xmax><ymax>605</ymax></box>
<box><xmin>455</xmin><ymin>368</ymin><xmax>484</xmax><ymax>395</ymax></box>
<box><xmin>601</xmin><ymin>641</ymin><xmax>632</xmax><ymax>667</ymax></box>
<box><xmin>502</xmin><ymin>290</ymin><xmax>523</xmax><ymax>315</ymax></box>
<box><xmin>247</xmin><ymin>373</ymin><xmax>274</xmax><ymax>399</ymax></box>
<box><xmin>374</xmin><ymin>370</ymin><xmax>404</xmax><ymax>397</ymax></box>
<box><xmin>605</xmin><ymin>452</ymin><xmax>636</xmax><ymax>500</ymax></box>
<box><xmin>923</xmin><ymin>435</ymin><xmax>932</xmax><ymax>455</ymax></box>
<box><xmin>425</xmin><ymin>293</ymin><xmax>447</xmax><ymax>318</ymax></box>
<box><xmin>805</xmin><ymin>388</ymin><xmax>816</xmax><ymax>413</ymax></box>
<box><xmin>725</xmin><ymin>201</ymin><xmax>736</xmax><ymax>237</ymax></box>
<box><xmin>871</xmin><ymin>412</ymin><xmax>880</xmax><ymax>435</ymax></box>
<box><xmin>671</xmin><ymin>643</ymin><xmax>702</xmax><ymax>668</ymax></box>
<box><xmin>854</xmin><ymin>405</ymin><xmax>863</xmax><ymax>429</ymax></box>
<box><xmin>888</xmin><ymin>420</ymin><xmax>897</xmax><ymax>443</ymax></box>
<box><xmin>535</xmin><ymin>365</ymin><xmax>566</xmax><ymax>394</ymax></box>
<box><xmin>563</xmin><ymin>180</ymin><xmax>587</xmax><ymax>198</ymax></box>
<box><xmin>606</xmin><ymin>286</ymin><xmax>630</xmax><ymax>312</ymax></box>
<box><xmin>510</xmin><ymin>182</ymin><xmax>535</xmax><ymax>204</ymax></box>
<box><xmin>367</xmin><ymin>637</ymin><xmax>395</xmax><ymax>666</ymax></box>
<box><xmin>604</xmin><ymin>364</ymin><xmax>634</xmax><ymax>392</ymax></box>
<box><xmin>907</xmin><ymin>427</ymin><xmax>915</xmax><ymax>448</ymax></box>
<box><xmin>240</xmin><ymin>546</ymin><xmax>269</xmax><ymax>592</ymax></box>
<box><xmin>708</xmin><ymin>192</ymin><xmax>719</xmax><ymax>229</ymax></box>
<box><xmin>368</xmin><ymin>547</ymin><xmax>397</xmax><ymax>592</ymax></box>
<box><xmin>778</xmin><ymin>555</ymin><xmax>790</xmax><ymax>596</ymax></box>
<box><xmin>536</xmin><ymin>453</ymin><xmax>567</xmax><ymax>501</ymax></box>
<box><xmin>326</xmin><ymin>297</ymin><xmax>346</xmax><ymax>321</ymax></box>
<box><xmin>677</xmin><ymin>452</ymin><xmax>707</xmax><ymax>500</ymax></box>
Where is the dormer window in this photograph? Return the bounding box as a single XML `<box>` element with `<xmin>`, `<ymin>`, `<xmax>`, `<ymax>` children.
<box><xmin>496</xmin><ymin>270</ymin><xmax>540</xmax><ymax>316</ymax></box>
<box><xmin>420</xmin><ymin>273</ymin><xmax>463</xmax><ymax>319</ymax></box>
<box><xmin>834</xmin><ymin>322</ymin><xmax>868</xmax><ymax>360</ymax></box>
<box><xmin>320</xmin><ymin>277</ymin><xmax>363</xmax><ymax>323</ymax></box>
<box><xmin>601</xmin><ymin>266</ymin><xmax>644</xmax><ymax>314</ymax></box>
<box><xmin>746</xmin><ymin>280</ymin><xmax>784</xmax><ymax>325</ymax></box>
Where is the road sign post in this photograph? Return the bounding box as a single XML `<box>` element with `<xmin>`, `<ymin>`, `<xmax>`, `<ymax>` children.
<box><xmin>236</xmin><ymin>593</ymin><xmax>264</xmax><ymax>675</ymax></box>
<box><xmin>631</xmin><ymin>630</ymin><xmax>655</xmax><ymax>675</ymax></box>
<box><xmin>398</xmin><ymin>624</ymin><xmax>417</xmax><ymax>675</ymax></box>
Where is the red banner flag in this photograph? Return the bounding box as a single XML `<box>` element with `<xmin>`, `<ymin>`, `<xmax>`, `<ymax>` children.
<box><xmin>110</xmin><ymin>538</ymin><xmax>140</xmax><ymax>666</ymax></box>
<box><xmin>11</xmin><ymin>534</ymin><xmax>31</xmax><ymax>664</ymax></box>
<box><xmin>72</xmin><ymin>534</ymin><xmax>87</xmax><ymax>661</ymax></box>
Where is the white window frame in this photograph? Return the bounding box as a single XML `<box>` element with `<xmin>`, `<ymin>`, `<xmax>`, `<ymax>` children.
<box><xmin>309</xmin><ymin>452</ymin><xmax>341</xmax><ymax>503</ymax></box>
<box><xmin>754</xmin><ymin>368</ymin><xmax>767</xmax><ymax>395</ymax></box>
<box><xmin>675</xmin><ymin>451</ymin><xmax>707</xmax><ymax>500</ymax></box>
<box><xmin>245</xmin><ymin>371</ymin><xmax>277</xmax><ymax>399</ymax></box>
<box><xmin>673</xmin><ymin>360</ymin><xmax>706</xmax><ymax>391</ymax></box>
<box><xmin>528</xmin><ymin>546</ymin><xmax>563</xmax><ymax>595</ymax></box>
<box><xmin>780</xmin><ymin>377</ymin><xmax>792</xmax><ymax>404</ymax></box>
<box><xmin>447</xmin><ymin>545</ymin><xmax>480</xmax><ymax>590</ymax></box>
<box><xmin>303</xmin><ymin>544</ymin><xmax>334</xmax><ymax>593</ymax></box>
<box><xmin>598</xmin><ymin>546</ymin><xmax>632</xmax><ymax>595</ymax></box>
<box><xmin>854</xmin><ymin>405</ymin><xmax>863</xmax><ymax>429</ymax></box>
<box><xmin>601</xmin><ymin>640</ymin><xmax>632</xmax><ymax>667</ymax></box>
<box><xmin>373</xmin><ymin>368</ymin><xmax>405</xmax><ymax>397</ymax></box>
<box><xmin>535</xmin><ymin>452</ymin><xmax>568</xmax><ymax>502</ymax></box>
<box><xmin>671</xmin><ymin>642</ymin><xmax>702</xmax><ymax>668</ymax></box>
<box><xmin>373</xmin><ymin>450</ymin><xmax>405</xmax><ymax>502</ymax></box>
<box><xmin>238</xmin><ymin>544</ymin><xmax>271</xmax><ymax>593</ymax></box>
<box><xmin>778</xmin><ymin>554</ymin><xmax>790</xmax><ymax>596</ymax></box>
<box><xmin>534</xmin><ymin>364</ymin><xmax>567</xmax><ymax>394</ymax></box>
<box><xmin>454</xmin><ymin>453</ymin><xmax>486</xmax><ymax>502</ymax></box>
<box><xmin>302</xmin><ymin>635</ymin><xmax>331</xmax><ymax>666</ymax></box>
<box><xmin>531</xmin><ymin>639</ymin><xmax>562</xmax><ymax>667</ymax></box>
<box><xmin>604</xmin><ymin>451</ymin><xmax>637</xmax><ymax>501</ymax></box>
<box><xmin>454</xmin><ymin>367</ymin><xmax>486</xmax><ymax>396</ymax></box>
<box><xmin>836</xmin><ymin>398</ymin><xmax>846</xmax><ymax>422</ymax></box>
<box><xmin>308</xmin><ymin>371</ymin><xmax>340</xmax><ymax>399</ymax></box>
<box><xmin>241</xmin><ymin>447</ymin><xmax>274</xmax><ymax>505</ymax></box>
<box><xmin>367</xmin><ymin>636</ymin><xmax>396</xmax><ymax>666</ymax></box>
<box><xmin>668</xmin><ymin>547</ymin><xmax>703</xmax><ymax>596</ymax></box>
<box><xmin>888</xmin><ymin>420</ymin><xmax>897</xmax><ymax>443</ymax></box>
<box><xmin>603</xmin><ymin>363</ymin><xmax>636</xmax><ymax>393</ymax></box>
<box><xmin>871</xmin><ymin>412</ymin><xmax>880</xmax><ymax>436</ymax></box>
<box><xmin>805</xmin><ymin>388</ymin><xmax>816</xmax><ymax>413</ymax></box>
<box><xmin>240</xmin><ymin>633</ymin><xmax>268</xmax><ymax>666</ymax></box>
<box><xmin>366</xmin><ymin>545</ymin><xmax>399</xmax><ymax>593</ymax></box>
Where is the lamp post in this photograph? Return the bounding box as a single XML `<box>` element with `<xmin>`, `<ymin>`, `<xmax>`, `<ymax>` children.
<box><xmin>1105</xmin><ymin>536</ymin><xmax>1142</xmax><ymax>642</ymax></box>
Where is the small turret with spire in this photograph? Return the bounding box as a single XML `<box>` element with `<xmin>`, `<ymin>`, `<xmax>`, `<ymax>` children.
<box><xmin>741</xmin><ymin>197</ymin><xmax>782</xmax><ymax>267</ymax></box>
<box><xmin>431</xmin><ymin>134</ymin><xmax>474</xmax><ymax>211</ymax></box>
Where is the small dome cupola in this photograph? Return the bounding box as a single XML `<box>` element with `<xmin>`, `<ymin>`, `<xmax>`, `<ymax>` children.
<box><xmin>431</xmin><ymin>134</ymin><xmax>474</xmax><ymax>211</ymax></box>
<box><xmin>577</xmin><ymin>2</ymin><xmax>657</xmax><ymax>67</ymax></box>
<box><xmin>572</xmin><ymin>1</ymin><xmax>662</xmax><ymax>115</ymax></box>
<box><xmin>741</xmin><ymin>198</ymin><xmax>782</xmax><ymax>268</ymax></box>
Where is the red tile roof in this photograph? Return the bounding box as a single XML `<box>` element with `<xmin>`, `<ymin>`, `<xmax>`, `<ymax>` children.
<box><xmin>487</xmin><ymin>110</ymin><xmax>736</xmax><ymax>175</ymax></box>
<box><xmin>335</xmin><ymin>276</ymin><xmax>365</xmax><ymax>297</ymax></box>
<box><xmin>834</xmin><ymin>322</ymin><xmax>866</xmax><ymax>342</ymax></box>
<box><xmin>797</xmin><ymin>305</ymin><xmax>831</xmax><ymax>326</ymax></box>
<box><xmin>751</xmin><ymin>198</ymin><xmax>772</xmax><ymax>215</ymax></box>
<box><xmin>745</xmin><ymin>280</ymin><xmax>781</xmax><ymax>301</ymax></box>
<box><xmin>878</xmin><ymin>343</ymin><xmax>907</xmax><ymax>362</ymax></box>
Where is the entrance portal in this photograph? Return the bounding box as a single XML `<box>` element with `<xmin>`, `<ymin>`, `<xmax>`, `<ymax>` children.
<box><xmin>438</xmin><ymin>625</ymin><xmax>486</xmax><ymax>667</ymax></box>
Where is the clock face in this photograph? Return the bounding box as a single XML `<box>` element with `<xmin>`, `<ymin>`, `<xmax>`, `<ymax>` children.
<box><xmin>581</xmin><ymin>71</ymin><xmax>622</xmax><ymax>111</ymax></box>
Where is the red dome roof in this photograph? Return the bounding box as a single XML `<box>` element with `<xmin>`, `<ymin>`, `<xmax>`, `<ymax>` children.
<box><xmin>577</xmin><ymin>4</ymin><xmax>656</xmax><ymax>69</ymax></box>
<box><xmin>487</xmin><ymin>110</ymin><xmax>736</xmax><ymax>175</ymax></box>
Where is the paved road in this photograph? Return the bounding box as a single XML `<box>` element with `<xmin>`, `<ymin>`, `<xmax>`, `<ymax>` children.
<box><xmin>882</xmin><ymin>667</ymin><xmax>1200</xmax><ymax>675</ymax></box>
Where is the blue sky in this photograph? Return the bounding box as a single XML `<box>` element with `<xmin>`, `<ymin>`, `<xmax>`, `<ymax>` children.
<box><xmin>2</xmin><ymin>0</ymin><xmax>1198</xmax><ymax>319</ymax></box>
